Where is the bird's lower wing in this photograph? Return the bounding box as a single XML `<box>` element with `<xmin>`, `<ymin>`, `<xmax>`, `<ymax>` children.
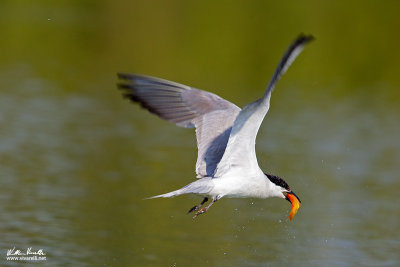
<box><xmin>213</xmin><ymin>34</ymin><xmax>314</xmax><ymax>178</ymax></box>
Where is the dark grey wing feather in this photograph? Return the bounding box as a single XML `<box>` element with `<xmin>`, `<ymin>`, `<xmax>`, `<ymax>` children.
<box><xmin>118</xmin><ymin>74</ymin><xmax>241</xmax><ymax>177</ymax></box>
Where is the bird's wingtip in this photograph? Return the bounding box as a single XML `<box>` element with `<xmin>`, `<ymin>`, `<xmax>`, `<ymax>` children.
<box><xmin>143</xmin><ymin>195</ymin><xmax>160</xmax><ymax>200</ymax></box>
<box><xmin>297</xmin><ymin>33</ymin><xmax>315</xmax><ymax>42</ymax></box>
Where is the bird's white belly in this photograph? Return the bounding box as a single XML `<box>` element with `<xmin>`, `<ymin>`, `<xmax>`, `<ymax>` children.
<box><xmin>210</xmin><ymin>174</ymin><xmax>269</xmax><ymax>198</ymax></box>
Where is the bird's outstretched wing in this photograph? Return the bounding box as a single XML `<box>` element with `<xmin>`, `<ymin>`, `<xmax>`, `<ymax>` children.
<box><xmin>214</xmin><ymin>34</ymin><xmax>314</xmax><ymax>178</ymax></box>
<box><xmin>118</xmin><ymin>74</ymin><xmax>241</xmax><ymax>177</ymax></box>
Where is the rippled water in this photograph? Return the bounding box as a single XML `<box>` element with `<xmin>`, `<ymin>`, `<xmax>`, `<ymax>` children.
<box><xmin>1</xmin><ymin>1</ymin><xmax>399</xmax><ymax>266</ymax></box>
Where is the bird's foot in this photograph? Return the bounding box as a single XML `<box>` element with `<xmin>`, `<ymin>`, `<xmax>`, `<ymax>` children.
<box><xmin>193</xmin><ymin>208</ymin><xmax>207</xmax><ymax>219</ymax></box>
<box><xmin>187</xmin><ymin>197</ymin><xmax>209</xmax><ymax>215</ymax></box>
<box><xmin>187</xmin><ymin>205</ymin><xmax>200</xmax><ymax>214</ymax></box>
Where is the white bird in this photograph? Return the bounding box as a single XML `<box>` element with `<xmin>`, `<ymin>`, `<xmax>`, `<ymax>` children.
<box><xmin>118</xmin><ymin>34</ymin><xmax>313</xmax><ymax>220</ymax></box>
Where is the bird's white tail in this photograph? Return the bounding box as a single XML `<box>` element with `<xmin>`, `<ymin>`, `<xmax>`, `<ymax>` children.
<box><xmin>145</xmin><ymin>178</ymin><xmax>214</xmax><ymax>200</ymax></box>
<box><xmin>145</xmin><ymin>188</ymin><xmax>183</xmax><ymax>199</ymax></box>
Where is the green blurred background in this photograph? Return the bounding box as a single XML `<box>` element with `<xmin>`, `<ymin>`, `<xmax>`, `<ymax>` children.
<box><xmin>0</xmin><ymin>0</ymin><xmax>399</xmax><ymax>266</ymax></box>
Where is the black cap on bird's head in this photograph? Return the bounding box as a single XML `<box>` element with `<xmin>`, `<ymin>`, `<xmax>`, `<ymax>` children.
<box><xmin>265</xmin><ymin>173</ymin><xmax>301</xmax><ymax>221</ymax></box>
<box><xmin>265</xmin><ymin>173</ymin><xmax>290</xmax><ymax>191</ymax></box>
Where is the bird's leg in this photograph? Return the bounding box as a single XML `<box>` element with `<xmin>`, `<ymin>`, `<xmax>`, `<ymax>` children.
<box><xmin>187</xmin><ymin>197</ymin><xmax>208</xmax><ymax>214</ymax></box>
<box><xmin>193</xmin><ymin>196</ymin><xmax>220</xmax><ymax>218</ymax></box>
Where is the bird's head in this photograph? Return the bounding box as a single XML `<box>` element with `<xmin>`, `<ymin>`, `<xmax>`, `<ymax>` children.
<box><xmin>265</xmin><ymin>173</ymin><xmax>301</xmax><ymax>221</ymax></box>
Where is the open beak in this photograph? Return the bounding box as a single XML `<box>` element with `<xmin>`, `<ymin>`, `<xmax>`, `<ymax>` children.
<box><xmin>285</xmin><ymin>191</ymin><xmax>301</xmax><ymax>221</ymax></box>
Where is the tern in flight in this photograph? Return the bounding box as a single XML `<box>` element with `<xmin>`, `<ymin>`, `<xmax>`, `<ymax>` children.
<box><xmin>118</xmin><ymin>34</ymin><xmax>313</xmax><ymax>220</ymax></box>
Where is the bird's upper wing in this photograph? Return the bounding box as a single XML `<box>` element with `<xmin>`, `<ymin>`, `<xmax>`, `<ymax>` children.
<box><xmin>213</xmin><ymin>34</ymin><xmax>314</xmax><ymax>178</ymax></box>
<box><xmin>118</xmin><ymin>74</ymin><xmax>241</xmax><ymax>178</ymax></box>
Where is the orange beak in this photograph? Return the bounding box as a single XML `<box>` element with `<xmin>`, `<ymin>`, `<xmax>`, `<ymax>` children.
<box><xmin>285</xmin><ymin>192</ymin><xmax>301</xmax><ymax>221</ymax></box>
